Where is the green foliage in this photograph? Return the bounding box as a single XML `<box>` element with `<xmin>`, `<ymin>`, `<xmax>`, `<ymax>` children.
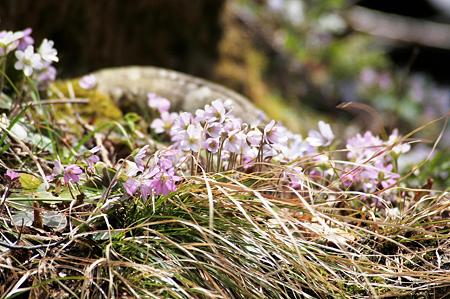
<box><xmin>19</xmin><ymin>173</ymin><xmax>42</xmax><ymax>190</ymax></box>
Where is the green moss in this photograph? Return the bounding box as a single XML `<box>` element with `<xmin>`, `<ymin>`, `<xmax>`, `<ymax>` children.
<box><xmin>48</xmin><ymin>79</ymin><xmax>122</xmax><ymax>124</ymax></box>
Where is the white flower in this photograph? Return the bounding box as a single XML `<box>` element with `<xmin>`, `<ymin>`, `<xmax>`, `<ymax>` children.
<box><xmin>194</xmin><ymin>108</ymin><xmax>207</xmax><ymax>123</ymax></box>
<box><xmin>317</xmin><ymin>14</ymin><xmax>347</xmax><ymax>34</ymax></box>
<box><xmin>386</xmin><ymin>207</ymin><xmax>401</xmax><ymax>220</ymax></box>
<box><xmin>0</xmin><ymin>31</ymin><xmax>24</xmax><ymax>55</ymax></box>
<box><xmin>280</xmin><ymin>133</ymin><xmax>312</xmax><ymax>160</ymax></box>
<box><xmin>387</xmin><ymin>129</ymin><xmax>411</xmax><ymax>155</ymax></box>
<box><xmin>0</xmin><ymin>114</ymin><xmax>10</xmax><ymax>129</ymax></box>
<box><xmin>306</xmin><ymin>121</ymin><xmax>334</xmax><ymax>147</ymax></box>
<box><xmin>14</xmin><ymin>46</ymin><xmax>43</xmax><ymax>76</ymax></box>
<box><xmin>10</xmin><ymin>123</ymin><xmax>28</xmax><ymax>140</ymax></box>
<box><xmin>38</xmin><ymin>39</ymin><xmax>58</xmax><ymax>63</ymax></box>
<box><xmin>170</xmin><ymin>112</ymin><xmax>192</xmax><ymax>136</ymax></box>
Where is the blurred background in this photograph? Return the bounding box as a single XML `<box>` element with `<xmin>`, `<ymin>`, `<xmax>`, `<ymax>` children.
<box><xmin>1</xmin><ymin>0</ymin><xmax>449</xmax><ymax>141</ymax></box>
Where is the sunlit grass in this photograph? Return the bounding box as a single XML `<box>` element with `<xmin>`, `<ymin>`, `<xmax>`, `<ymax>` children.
<box><xmin>1</xmin><ymin>159</ymin><xmax>448</xmax><ymax>298</ymax></box>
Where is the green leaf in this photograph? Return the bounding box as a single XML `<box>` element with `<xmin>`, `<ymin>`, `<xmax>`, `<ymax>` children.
<box><xmin>34</xmin><ymin>191</ymin><xmax>69</xmax><ymax>203</ymax></box>
<box><xmin>19</xmin><ymin>174</ymin><xmax>42</xmax><ymax>190</ymax></box>
<box><xmin>27</xmin><ymin>133</ymin><xmax>53</xmax><ymax>152</ymax></box>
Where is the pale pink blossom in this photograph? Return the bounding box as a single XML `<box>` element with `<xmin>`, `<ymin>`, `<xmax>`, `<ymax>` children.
<box><xmin>63</xmin><ymin>164</ymin><xmax>83</xmax><ymax>184</ymax></box>
<box><xmin>205</xmin><ymin>122</ymin><xmax>222</xmax><ymax>138</ymax></box>
<box><xmin>79</xmin><ymin>74</ymin><xmax>97</xmax><ymax>90</ymax></box>
<box><xmin>148</xmin><ymin>93</ymin><xmax>170</xmax><ymax>113</ymax></box>
<box><xmin>5</xmin><ymin>169</ymin><xmax>19</xmax><ymax>181</ymax></box>
<box><xmin>150</xmin><ymin>168</ymin><xmax>181</xmax><ymax>196</ymax></box>
<box><xmin>306</xmin><ymin>121</ymin><xmax>334</xmax><ymax>147</ymax></box>
<box><xmin>264</xmin><ymin>120</ymin><xmax>287</xmax><ymax>145</ymax></box>
<box><xmin>179</xmin><ymin>124</ymin><xmax>203</xmax><ymax>152</ymax></box>
<box><xmin>205</xmin><ymin>138</ymin><xmax>220</xmax><ymax>153</ymax></box>
<box><xmin>151</xmin><ymin>112</ymin><xmax>178</xmax><ymax>134</ymax></box>
<box><xmin>124</xmin><ymin>178</ymin><xmax>140</xmax><ymax>196</ymax></box>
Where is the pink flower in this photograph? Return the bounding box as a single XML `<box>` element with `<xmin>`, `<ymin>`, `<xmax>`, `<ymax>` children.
<box><xmin>140</xmin><ymin>179</ymin><xmax>153</xmax><ymax>199</ymax></box>
<box><xmin>17</xmin><ymin>28</ymin><xmax>34</xmax><ymax>51</ymax></box>
<box><xmin>150</xmin><ymin>168</ymin><xmax>181</xmax><ymax>196</ymax></box>
<box><xmin>86</xmin><ymin>155</ymin><xmax>100</xmax><ymax>169</ymax></box>
<box><xmin>264</xmin><ymin>120</ymin><xmax>287</xmax><ymax>145</ymax></box>
<box><xmin>170</xmin><ymin>112</ymin><xmax>192</xmax><ymax>138</ymax></box>
<box><xmin>283</xmin><ymin>166</ymin><xmax>303</xmax><ymax>189</ymax></box>
<box><xmin>135</xmin><ymin>145</ymin><xmax>150</xmax><ymax>171</ymax></box>
<box><xmin>158</xmin><ymin>148</ymin><xmax>182</xmax><ymax>167</ymax></box>
<box><xmin>5</xmin><ymin>169</ymin><xmax>19</xmax><ymax>181</ymax></box>
<box><xmin>223</xmin><ymin>130</ymin><xmax>246</xmax><ymax>153</ymax></box>
<box><xmin>205</xmin><ymin>122</ymin><xmax>222</xmax><ymax>138</ymax></box>
<box><xmin>159</xmin><ymin>159</ymin><xmax>172</xmax><ymax>171</ymax></box>
<box><xmin>340</xmin><ymin>168</ymin><xmax>362</xmax><ymax>188</ymax></box>
<box><xmin>148</xmin><ymin>93</ymin><xmax>170</xmax><ymax>113</ymax></box>
<box><xmin>79</xmin><ymin>74</ymin><xmax>97</xmax><ymax>90</ymax></box>
<box><xmin>223</xmin><ymin>117</ymin><xmax>242</xmax><ymax>133</ymax></box>
<box><xmin>242</xmin><ymin>148</ymin><xmax>259</xmax><ymax>169</ymax></box>
<box><xmin>179</xmin><ymin>124</ymin><xmax>203</xmax><ymax>152</ymax></box>
<box><xmin>47</xmin><ymin>160</ymin><xmax>63</xmax><ymax>181</ymax></box>
<box><xmin>204</xmin><ymin>100</ymin><xmax>228</xmax><ymax>123</ymax></box>
<box><xmin>246</xmin><ymin>129</ymin><xmax>262</xmax><ymax>146</ymax></box>
<box><xmin>124</xmin><ymin>178</ymin><xmax>140</xmax><ymax>196</ymax></box>
<box><xmin>37</xmin><ymin>66</ymin><xmax>57</xmax><ymax>85</ymax></box>
<box><xmin>360</xmin><ymin>68</ymin><xmax>377</xmax><ymax>86</ymax></box>
<box><xmin>205</xmin><ymin>138</ymin><xmax>220</xmax><ymax>153</ymax></box>
<box><xmin>346</xmin><ymin>131</ymin><xmax>383</xmax><ymax>161</ymax></box>
<box><xmin>151</xmin><ymin>112</ymin><xmax>178</xmax><ymax>134</ymax></box>
<box><xmin>63</xmin><ymin>164</ymin><xmax>83</xmax><ymax>184</ymax></box>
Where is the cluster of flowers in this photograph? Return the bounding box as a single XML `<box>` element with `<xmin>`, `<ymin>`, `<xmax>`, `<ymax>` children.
<box><xmin>148</xmin><ymin>93</ymin><xmax>410</xmax><ymax>194</ymax></box>
<box><xmin>3</xmin><ymin>94</ymin><xmax>411</xmax><ymax>202</ymax></box>
<box><xmin>0</xmin><ymin>28</ymin><xmax>58</xmax><ymax>85</ymax></box>
<box><xmin>123</xmin><ymin>147</ymin><xmax>182</xmax><ymax>198</ymax></box>
<box><xmin>343</xmin><ymin>130</ymin><xmax>410</xmax><ymax>192</ymax></box>
<box><xmin>150</xmin><ymin>93</ymin><xmax>335</xmax><ymax>171</ymax></box>
<box><xmin>2</xmin><ymin>87</ymin><xmax>411</xmax><ymax>202</ymax></box>
<box><xmin>46</xmin><ymin>146</ymin><xmax>100</xmax><ymax>185</ymax></box>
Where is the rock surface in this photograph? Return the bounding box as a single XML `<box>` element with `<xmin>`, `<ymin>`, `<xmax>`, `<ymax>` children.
<box><xmin>92</xmin><ymin>66</ymin><xmax>261</xmax><ymax>122</ymax></box>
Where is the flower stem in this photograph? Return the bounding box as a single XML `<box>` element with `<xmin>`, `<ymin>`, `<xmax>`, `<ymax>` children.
<box><xmin>0</xmin><ymin>55</ymin><xmax>6</xmax><ymax>93</ymax></box>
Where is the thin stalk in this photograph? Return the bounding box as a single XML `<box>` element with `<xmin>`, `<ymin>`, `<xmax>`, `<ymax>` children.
<box><xmin>0</xmin><ymin>55</ymin><xmax>6</xmax><ymax>92</ymax></box>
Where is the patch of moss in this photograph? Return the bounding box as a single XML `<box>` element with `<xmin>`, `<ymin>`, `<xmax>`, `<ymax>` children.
<box><xmin>48</xmin><ymin>79</ymin><xmax>122</xmax><ymax>124</ymax></box>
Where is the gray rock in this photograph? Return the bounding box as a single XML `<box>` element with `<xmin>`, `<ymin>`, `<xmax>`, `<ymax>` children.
<box><xmin>92</xmin><ymin>66</ymin><xmax>260</xmax><ymax>122</ymax></box>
